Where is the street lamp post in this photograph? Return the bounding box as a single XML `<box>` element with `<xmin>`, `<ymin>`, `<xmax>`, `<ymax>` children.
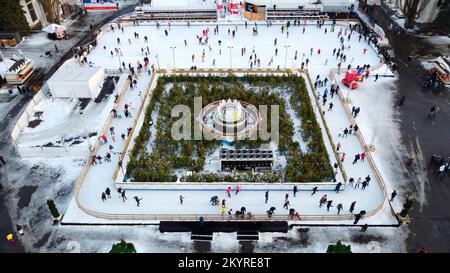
<box><xmin>117</xmin><ymin>48</ymin><xmax>122</xmax><ymax>71</ymax></box>
<box><xmin>114</xmin><ymin>151</ymin><xmax>125</xmax><ymax>176</ymax></box>
<box><xmin>284</xmin><ymin>45</ymin><xmax>290</xmax><ymax>69</ymax></box>
<box><xmin>155</xmin><ymin>54</ymin><xmax>161</xmax><ymax>71</ymax></box>
<box><xmin>170</xmin><ymin>46</ymin><xmax>176</xmax><ymax>69</ymax></box>
<box><xmin>228</xmin><ymin>46</ymin><xmax>233</xmax><ymax>69</ymax></box>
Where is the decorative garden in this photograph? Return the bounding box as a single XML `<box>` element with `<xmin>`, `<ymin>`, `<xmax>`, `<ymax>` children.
<box><xmin>125</xmin><ymin>74</ymin><xmax>335</xmax><ymax>183</ymax></box>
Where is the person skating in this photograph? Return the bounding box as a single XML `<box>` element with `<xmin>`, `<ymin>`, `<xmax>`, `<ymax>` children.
<box><xmin>355</xmin><ymin>177</ymin><xmax>362</xmax><ymax>189</ymax></box>
<box><xmin>353</xmin><ymin>213</ymin><xmax>362</xmax><ymax>224</ymax></box>
<box><xmin>326</xmin><ymin>200</ymin><xmax>333</xmax><ymax>211</ymax></box>
<box><xmin>105</xmin><ymin>187</ymin><xmax>111</xmax><ymax>198</ymax></box>
<box><xmin>348</xmin><ymin>177</ymin><xmax>354</xmax><ymax>187</ymax></box>
<box><xmin>265</xmin><ymin>190</ymin><xmax>269</xmax><ymax>203</ymax></box>
<box><xmin>101</xmin><ymin>192</ymin><xmax>107</xmax><ymax>202</ymax></box>
<box><xmin>398</xmin><ymin>96</ymin><xmax>406</xmax><ymax>106</ymax></box>
<box><xmin>328</xmin><ymin>102</ymin><xmax>334</xmax><ymax>111</ymax></box>
<box><xmin>0</xmin><ymin>155</ymin><xmax>6</xmax><ymax>166</ymax></box>
<box><xmin>352</xmin><ymin>153</ymin><xmax>361</xmax><ymax>164</ymax></box>
<box><xmin>360</xmin><ymin>224</ymin><xmax>368</xmax><ymax>232</ymax></box>
<box><xmin>342</xmin><ymin>127</ymin><xmax>349</xmax><ymax>137</ymax></box>
<box><xmin>311</xmin><ymin>186</ymin><xmax>318</xmax><ymax>195</ymax></box>
<box><xmin>133</xmin><ymin>196</ymin><xmax>142</xmax><ymax>207</ymax></box>
<box><xmin>235</xmin><ymin>184</ymin><xmax>240</xmax><ymax>195</ymax></box>
<box><xmin>240</xmin><ymin>206</ymin><xmax>246</xmax><ymax>215</ymax></box>
<box><xmin>226</xmin><ymin>186</ymin><xmax>231</xmax><ymax>198</ymax></box>
<box><xmin>284</xmin><ymin>193</ymin><xmax>289</xmax><ymax>202</ymax></box>
<box><xmin>16</xmin><ymin>225</ymin><xmax>24</xmax><ymax>236</ymax></box>
<box><xmin>336</xmin><ymin>203</ymin><xmax>343</xmax><ymax>215</ymax></box>
<box><xmin>179</xmin><ymin>195</ymin><xmax>184</xmax><ymax>204</ymax></box>
<box><xmin>349</xmin><ymin>201</ymin><xmax>356</xmax><ymax>213</ymax></box>
<box><xmin>361</xmin><ymin>152</ymin><xmax>366</xmax><ymax>162</ymax></box>
<box><xmin>293</xmin><ymin>186</ymin><xmax>298</xmax><ymax>197</ymax></box>
<box><xmin>361</xmin><ymin>180</ymin><xmax>368</xmax><ymax>190</ymax></box>
<box><xmin>121</xmin><ymin>190</ymin><xmax>127</xmax><ymax>202</ymax></box>
<box><xmin>283</xmin><ymin>200</ymin><xmax>290</xmax><ymax>210</ymax></box>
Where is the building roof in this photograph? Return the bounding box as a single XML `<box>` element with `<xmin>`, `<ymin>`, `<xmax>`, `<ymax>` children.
<box><xmin>48</xmin><ymin>66</ymin><xmax>103</xmax><ymax>82</ymax></box>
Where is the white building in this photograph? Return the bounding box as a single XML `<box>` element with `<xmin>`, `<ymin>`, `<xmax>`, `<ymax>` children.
<box><xmin>47</xmin><ymin>66</ymin><xmax>105</xmax><ymax>98</ymax></box>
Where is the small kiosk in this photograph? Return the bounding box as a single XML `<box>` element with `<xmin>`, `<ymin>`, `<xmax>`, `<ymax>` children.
<box><xmin>244</xmin><ymin>1</ymin><xmax>266</xmax><ymax>21</ymax></box>
<box><xmin>4</xmin><ymin>58</ymin><xmax>34</xmax><ymax>85</ymax></box>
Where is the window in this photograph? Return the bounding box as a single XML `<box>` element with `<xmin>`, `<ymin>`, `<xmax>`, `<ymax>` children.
<box><xmin>26</xmin><ymin>0</ymin><xmax>38</xmax><ymax>22</ymax></box>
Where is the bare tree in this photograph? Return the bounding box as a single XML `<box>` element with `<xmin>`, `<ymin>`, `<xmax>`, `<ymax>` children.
<box><xmin>40</xmin><ymin>0</ymin><xmax>61</xmax><ymax>24</ymax></box>
<box><xmin>401</xmin><ymin>0</ymin><xmax>421</xmax><ymax>29</ymax></box>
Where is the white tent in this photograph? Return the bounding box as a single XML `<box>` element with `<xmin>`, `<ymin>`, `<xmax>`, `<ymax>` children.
<box><xmin>42</xmin><ymin>24</ymin><xmax>67</xmax><ymax>34</ymax></box>
<box><xmin>47</xmin><ymin>66</ymin><xmax>105</xmax><ymax>99</ymax></box>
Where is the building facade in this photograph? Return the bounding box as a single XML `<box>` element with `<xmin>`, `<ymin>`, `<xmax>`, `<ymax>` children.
<box><xmin>20</xmin><ymin>0</ymin><xmax>81</xmax><ymax>29</ymax></box>
<box><xmin>384</xmin><ymin>0</ymin><xmax>447</xmax><ymax>23</ymax></box>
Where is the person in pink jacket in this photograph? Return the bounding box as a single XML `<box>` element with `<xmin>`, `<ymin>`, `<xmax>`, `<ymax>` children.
<box><xmin>235</xmin><ymin>184</ymin><xmax>241</xmax><ymax>195</ymax></box>
<box><xmin>226</xmin><ymin>186</ymin><xmax>231</xmax><ymax>198</ymax></box>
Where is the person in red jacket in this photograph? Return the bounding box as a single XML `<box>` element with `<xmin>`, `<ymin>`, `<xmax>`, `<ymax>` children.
<box><xmin>361</xmin><ymin>152</ymin><xmax>367</xmax><ymax>162</ymax></box>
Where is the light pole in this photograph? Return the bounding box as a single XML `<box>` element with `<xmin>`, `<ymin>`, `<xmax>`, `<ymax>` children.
<box><xmin>117</xmin><ymin>48</ymin><xmax>122</xmax><ymax>71</ymax></box>
<box><xmin>284</xmin><ymin>45</ymin><xmax>290</xmax><ymax>69</ymax></box>
<box><xmin>155</xmin><ymin>54</ymin><xmax>160</xmax><ymax>71</ymax></box>
<box><xmin>228</xmin><ymin>45</ymin><xmax>234</xmax><ymax>69</ymax></box>
<box><xmin>170</xmin><ymin>46</ymin><xmax>176</xmax><ymax>69</ymax></box>
<box><xmin>113</xmin><ymin>151</ymin><xmax>125</xmax><ymax>176</ymax></box>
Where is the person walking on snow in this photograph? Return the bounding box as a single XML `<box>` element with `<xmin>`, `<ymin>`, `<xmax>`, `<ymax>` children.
<box><xmin>105</xmin><ymin>187</ymin><xmax>111</xmax><ymax>198</ymax></box>
<box><xmin>293</xmin><ymin>186</ymin><xmax>298</xmax><ymax>197</ymax></box>
<box><xmin>335</xmin><ymin>182</ymin><xmax>342</xmax><ymax>193</ymax></box>
<box><xmin>341</xmin><ymin>153</ymin><xmax>346</xmax><ymax>162</ymax></box>
<box><xmin>101</xmin><ymin>192</ymin><xmax>106</xmax><ymax>202</ymax></box>
<box><xmin>134</xmin><ymin>196</ymin><xmax>142</xmax><ymax>207</ymax></box>
<box><xmin>265</xmin><ymin>190</ymin><xmax>269</xmax><ymax>203</ymax></box>
<box><xmin>179</xmin><ymin>195</ymin><xmax>184</xmax><ymax>204</ymax></box>
<box><xmin>311</xmin><ymin>186</ymin><xmax>318</xmax><ymax>195</ymax></box>
<box><xmin>121</xmin><ymin>190</ymin><xmax>127</xmax><ymax>202</ymax></box>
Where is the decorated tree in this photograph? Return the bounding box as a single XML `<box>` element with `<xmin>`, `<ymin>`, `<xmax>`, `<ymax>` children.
<box><xmin>46</xmin><ymin>198</ymin><xmax>60</xmax><ymax>219</ymax></box>
<box><xmin>326</xmin><ymin>241</ymin><xmax>352</xmax><ymax>253</ymax></box>
<box><xmin>109</xmin><ymin>240</ymin><xmax>137</xmax><ymax>253</ymax></box>
<box><xmin>0</xmin><ymin>0</ymin><xmax>31</xmax><ymax>36</ymax></box>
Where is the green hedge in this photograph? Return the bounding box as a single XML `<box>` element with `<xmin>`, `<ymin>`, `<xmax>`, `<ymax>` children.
<box><xmin>126</xmin><ymin>74</ymin><xmax>334</xmax><ymax>182</ymax></box>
